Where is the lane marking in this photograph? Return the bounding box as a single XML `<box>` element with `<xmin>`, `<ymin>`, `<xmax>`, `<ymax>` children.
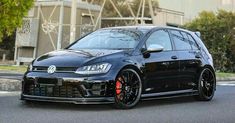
<box><xmin>0</xmin><ymin>91</ymin><xmax>12</xmax><ymax>94</ymax></box>
<box><xmin>217</xmin><ymin>82</ymin><xmax>235</xmax><ymax>86</ymax></box>
<box><xmin>218</xmin><ymin>83</ymin><xmax>235</xmax><ymax>86</ymax></box>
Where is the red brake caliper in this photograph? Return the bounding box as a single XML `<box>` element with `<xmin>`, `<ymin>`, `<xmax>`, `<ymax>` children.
<box><xmin>116</xmin><ymin>80</ymin><xmax>122</xmax><ymax>95</ymax></box>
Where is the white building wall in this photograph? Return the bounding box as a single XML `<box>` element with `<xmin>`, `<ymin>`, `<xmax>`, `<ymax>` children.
<box><xmin>156</xmin><ymin>0</ymin><xmax>235</xmax><ymax>25</ymax></box>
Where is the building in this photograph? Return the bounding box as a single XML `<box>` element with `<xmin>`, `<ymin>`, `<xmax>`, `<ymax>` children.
<box><xmin>14</xmin><ymin>0</ymin><xmax>235</xmax><ymax>64</ymax></box>
<box><xmin>154</xmin><ymin>0</ymin><xmax>235</xmax><ymax>26</ymax></box>
<box><xmin>14</xmin><ymin>0</ymin><xmax>101</xmax><ymax>65</ymax></box>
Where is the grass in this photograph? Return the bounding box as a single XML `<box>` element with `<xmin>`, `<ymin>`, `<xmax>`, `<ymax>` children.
<box><xmin>0</xmin><ymin>65</ymin><xmax>27</xmax><ymax>73</ymax></box>
<box><xmin>216</xmin><ymin>72</ymin><xmax>235</xmax><ymax>78</ymax></box>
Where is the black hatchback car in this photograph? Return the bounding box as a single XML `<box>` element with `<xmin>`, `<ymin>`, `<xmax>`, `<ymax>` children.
<box><xmin>21</xmin><ymin>26</ymin><xmax>216</xmax><ymax>109</ymax></box>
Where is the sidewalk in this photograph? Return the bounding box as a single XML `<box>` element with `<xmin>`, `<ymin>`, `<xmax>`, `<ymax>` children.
<box><xmin>0</xmin><ymin>79</ymin><xmax>21</xmax><ymax>91</ymax></box>
<box><xmin>0</xmin><ymin>70</ymin><xmax>23</xmax><ymax>91</ymax></box>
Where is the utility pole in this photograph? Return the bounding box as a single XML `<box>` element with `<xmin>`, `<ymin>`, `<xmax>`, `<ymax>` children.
<box><xmin>233</xmin><ymin>0</ymin><xmax>235</xmax><ymax>12</ymax></box>
<box><xmin>57</xmin><ymin>2</ymin><xmax>64</xmax><ymax>50</ymax></box>
<box><xmin>147</xmin><ymin>0</ymin><xmax>155</xmax><ymax>25</ymax></box>
<box><xmin>141</xmin><ymin>0</ymin><xmax>145</xmax><ymax>25</ymax></box>
<box><xmin>70</xmin><ymin>0</ymin><xmax>77</xmax><ymax>44</ymax></box>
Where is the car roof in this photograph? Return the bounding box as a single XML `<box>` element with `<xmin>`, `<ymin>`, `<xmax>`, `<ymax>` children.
<box><xmin>101</xmin><ymin>26</ymin><xmax>194</xmax><ymax>34</ymax></box>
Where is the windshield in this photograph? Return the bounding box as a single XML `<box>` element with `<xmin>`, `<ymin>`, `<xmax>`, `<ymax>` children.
<box><xmin>68</xmin><ymin>29</ymin><xmax>143</xmax><ymax>50</ymax></box>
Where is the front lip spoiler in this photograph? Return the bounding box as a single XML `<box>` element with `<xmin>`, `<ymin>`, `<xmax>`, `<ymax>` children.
<box><xmin>21</xmin><ymin>94</ymin><xmax>114</xmax><ymax>104</ymax></box>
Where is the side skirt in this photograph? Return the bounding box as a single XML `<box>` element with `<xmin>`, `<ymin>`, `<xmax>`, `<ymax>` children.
<box><xmin>141</xmin><ymin>89</ymin><xmax>198</xmax><ymax>101</ymax></box>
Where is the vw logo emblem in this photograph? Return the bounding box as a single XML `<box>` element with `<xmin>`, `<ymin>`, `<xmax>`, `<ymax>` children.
<box><xmin>47</xmin><ymin>65</ymin><xmax>56</xmax><ymax>74</ymax></box>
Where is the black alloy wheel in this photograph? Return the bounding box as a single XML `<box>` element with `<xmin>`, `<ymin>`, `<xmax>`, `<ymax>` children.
<box><xmin>114</xmin><ymin>69</ymin><xmax>142</xmax><ymax>109</ymax></box>
<box><xmin>196</xmin><ymin>68</ymin><xmax>216</xmax><ymax>101</ymax></box>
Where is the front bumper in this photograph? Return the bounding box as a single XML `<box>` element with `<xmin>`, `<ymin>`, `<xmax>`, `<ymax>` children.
<box><xmin>21</xmin><ymin>72</ymin><xmax>115</xmax><ymax>104</ymax></box>
<box><xmin>21</xmin><ymin>94</ymin><xmax>114</xmax><ymax>104</ymax></box>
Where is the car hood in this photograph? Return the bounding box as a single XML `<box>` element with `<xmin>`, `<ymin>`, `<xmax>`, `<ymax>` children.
<box><xmin>33</xmin><ymin>49</ymin><xmax>126</xmax><ymax>67</ymax></box>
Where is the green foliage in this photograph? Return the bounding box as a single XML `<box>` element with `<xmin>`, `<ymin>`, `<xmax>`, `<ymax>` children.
<box><xmin>184</xmin><ymin>10</ymin><xmax>235</xmax><ymax>72</ymax></box>
<box><xmin>0</xmin><ymin>32</ymin><xmax>16</xmax><ymax>59</ymax></box>
<box><xmin>0</xmin><ymin>0</ymin><xmax>34</xmax><ymax>41</ymax></box>
<box><xmin>216</xmin><ymin>72</ymin><xmax>235</xmax><ymax>78</ymax></box>
<box><xmin>0</xmin><ymin>65</ymin><xmax>27</xmax><ymax>73</ymax></box>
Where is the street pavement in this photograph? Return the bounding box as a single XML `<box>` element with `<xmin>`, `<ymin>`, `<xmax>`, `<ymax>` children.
<box><xmin>0</xmin><ymin>82</ymin><xmax>235</xmax><ymax>123</ymax></box>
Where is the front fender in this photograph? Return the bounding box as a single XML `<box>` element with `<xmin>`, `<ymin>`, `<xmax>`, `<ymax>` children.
<box><xmin>86</xmin><ymin>55</ymin><xmax>144</xmax><ymax>82</ymax></box>
<box><xmin>106</xmin><ymin>57</ymin><xmax>144</xmax><ymax>80</ymax></box>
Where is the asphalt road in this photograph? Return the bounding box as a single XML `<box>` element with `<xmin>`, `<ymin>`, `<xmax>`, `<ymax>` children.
<box><xmin>0</xmin><ymin>82</ymin><xmax>235</xmax><ymax>123</ymax></box>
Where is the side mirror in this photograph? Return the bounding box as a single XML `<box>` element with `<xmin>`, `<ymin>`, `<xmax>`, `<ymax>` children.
<box><xmin>147</xmin><ymin>44</ymin><xmax>164</xmax><ymax>53</ymax></box>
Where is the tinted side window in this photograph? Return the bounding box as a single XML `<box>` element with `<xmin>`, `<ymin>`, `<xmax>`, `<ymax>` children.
<box><xmin>170</xmin><ymin>30</ymin><xmax>191</xmax><ymax>50</ymax></box>
<box><xmin>181</xmin><ymin>32</ymin><xmax>189</xmax><ymax>41</ymax></box>
<box><xmin>146</xmin><ymin>30</ymin><xmax>172</xmax><ymax>51</ymax></box>
<box><xmin>187</xmin><ymin>34</ymin><xmax>199</xmax><ymax>50</ymax></box>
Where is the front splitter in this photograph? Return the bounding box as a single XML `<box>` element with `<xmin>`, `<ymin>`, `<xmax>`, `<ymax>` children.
<box><xmin>21</xmin><ymin>94</ymin><xmax>115</xmax><ymax>104</ymax></box>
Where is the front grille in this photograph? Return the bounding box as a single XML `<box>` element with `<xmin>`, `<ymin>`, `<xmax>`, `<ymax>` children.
<box><xmin>32</xmin><ymin>66</ymin><xmax>77</xmax><ymax>73</ymax></box>
<box><xmin>28</xmin><ymin>84</ymin><xmax>82</xmax><ymax>98</ymax></box>
<box><xmin>23</xmin><ymin>78</ymin><xmax>115</xmax><ymax>98</ymax></box>
<box><xmin>37</xmin><ymin>78</ymin><xmax>58</xmax><ymax>84</ymax></box>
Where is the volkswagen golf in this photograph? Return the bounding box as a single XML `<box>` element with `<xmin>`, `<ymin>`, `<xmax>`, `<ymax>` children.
<box><xmin>21</xmin><ymin>26</ymin><xmax>216</xmax><ymax>109</ymax></box>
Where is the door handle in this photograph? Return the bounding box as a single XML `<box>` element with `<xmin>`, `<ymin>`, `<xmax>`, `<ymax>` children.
<box><xmin>171</xmin><ymin>56</ymin><xmax>178</xmax><ymax>59</ymax></box>
<box><xmin>189</xmin><ymin>50</ymin><xmax>201</xmax><ymax>58</ymax></box>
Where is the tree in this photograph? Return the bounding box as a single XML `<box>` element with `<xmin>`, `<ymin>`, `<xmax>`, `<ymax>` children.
<box><xmin>184</xmin><ymin>10</ymin><xmax>235</xmax><ymax>72</ymax></box>
<box><xmin>0</xmin><ymin>0</ymin><xmax>34</xmax><ymax>41</ymax></box>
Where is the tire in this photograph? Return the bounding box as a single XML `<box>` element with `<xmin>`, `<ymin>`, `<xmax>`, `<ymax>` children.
<box><xmin>113</xmin><ymin>69</ymin><xmax>142</xmax><ymax>109</ymax></box>
<box><xmin>195</xmin><ymin>68</ymin><xmax>216</xmax><ymax>101</ymax></box>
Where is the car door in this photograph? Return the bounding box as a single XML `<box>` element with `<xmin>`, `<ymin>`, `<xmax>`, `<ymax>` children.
<box><xmin>169</xmin><ymin>30</ymin><xmax>202</xmax><ymax>90</ymax></box>
<box><xmin>143</xmin><ymin>29</ymin><xmax>180</xmax><ymax>93</ymax></box>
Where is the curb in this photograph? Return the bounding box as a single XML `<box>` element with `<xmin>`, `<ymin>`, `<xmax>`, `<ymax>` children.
<box><xmin>0</xmin><ymin>78</ymin><xmax>234</xmax><ymax>92</ymax></box>
<box><xmin>216</xmin><ymin>77</ymin><xmax>235</xmax><ymax>81</ymax></box>
<box><xmin>0</xmin><ymin>79</ymin><xmax>21</xmax><ymax>91</ymax></box>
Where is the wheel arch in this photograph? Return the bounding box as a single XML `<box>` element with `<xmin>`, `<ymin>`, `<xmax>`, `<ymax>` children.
<box><xmin>113</xmin><ymin>64</ymin><xmax>143</xmax><ymax>109</ymax></box>
<box><xmin>115</xmin><ymin>64</ymin><xmax>145</xmax><ymax>89</ymax></box>
<box><xmin>197</xmin><ymin>64</ymin><xmax>216</xmax><ymax>90</ymax></box>
<box><xmin>119</xmin><ymin>65</ymin><xmax>143</xmax><ymax>77</ymax></box>
<box><xmin>203</xmin><ymin>65</ymin><xmax>216</xmax><ymax>77</ymax></box>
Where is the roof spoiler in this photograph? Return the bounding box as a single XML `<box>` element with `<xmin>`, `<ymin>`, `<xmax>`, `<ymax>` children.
<box><xmin>195</xmin><ymin>31</ymin><xmax>201</xmax><ymax>38</ymax></box>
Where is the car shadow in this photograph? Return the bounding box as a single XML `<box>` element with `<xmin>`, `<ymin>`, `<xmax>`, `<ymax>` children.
<box><xmin>20</xmin><ymin>100</ymin><xmax>113</xmax><ymax>111</ymax></box>
<box><xmin>19</xmin><ymin>96</ymin><xmax>201</xmax><ymax>111</ymax></box>
<box><xmin>138</xmin><ymin>96</ymin><xmax>198</xmax><ymax>108</ymax></box>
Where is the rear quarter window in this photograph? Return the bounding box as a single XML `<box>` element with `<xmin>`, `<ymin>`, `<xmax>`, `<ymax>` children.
<box><xmin>170</xmin><ymin>30</ymin><xmax>192</xmax><ymax>50</ymax></box>
<box><xmin>187</xmin><ymin>33</ymin><xmax>199</xmax><ymax>50</ymax></box>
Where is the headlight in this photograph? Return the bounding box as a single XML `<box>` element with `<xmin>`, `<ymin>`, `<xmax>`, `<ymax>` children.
<box><xmin>75</xmin><ymin>63</ymin><xmax>112</xmax><ymax>75</ymax></box>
